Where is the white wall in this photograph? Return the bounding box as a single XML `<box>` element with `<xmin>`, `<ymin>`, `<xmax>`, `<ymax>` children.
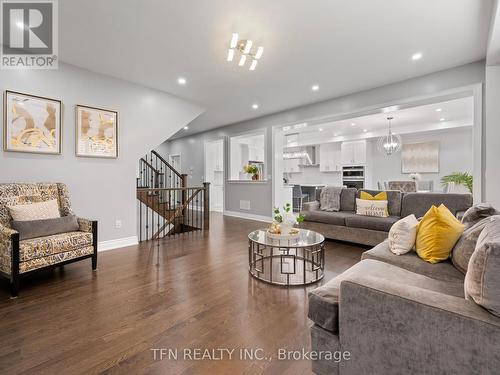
<box><xmin>0</xmin><ymin>63</ymin><xmax>204</xmax><ymax>243</ymax></box>
<box><xmin>485</xmin><ymin>65</ymin><xmax>500</xmax><ymax>208</ymax></box>
<box><xmin>367</xmin><ymin>127</ymin><xmax>473</xmax><ymax>190</ymax></box>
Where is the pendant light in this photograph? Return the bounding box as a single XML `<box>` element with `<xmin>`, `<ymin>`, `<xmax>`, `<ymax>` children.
<box><xmin>377</xmin><ymin>116</ymin><xmax>402</xmax><ymax>155</ymax></box>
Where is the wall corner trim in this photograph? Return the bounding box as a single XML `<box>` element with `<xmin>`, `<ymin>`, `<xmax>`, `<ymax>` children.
<box><xmin>223</xmin><ymin>210</ymin><xmax>273</xmax><ymax>223</ymax></box>
<box><xmin>98</xmin><ymin>236</ymin><xmax>139</xmax><ymax>252</ymax></box>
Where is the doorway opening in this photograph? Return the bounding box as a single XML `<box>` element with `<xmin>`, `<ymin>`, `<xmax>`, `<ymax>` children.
<box><xmin>204</xmin><ymin>139</ymin><xmax>224</xmax><ymax>212</ymax></box>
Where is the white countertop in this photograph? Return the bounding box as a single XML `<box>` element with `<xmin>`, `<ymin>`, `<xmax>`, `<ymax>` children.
<box><xmin>294</xmin><ymin>183</ymin><xmax>325</xmax><ymax>187</ymax></box>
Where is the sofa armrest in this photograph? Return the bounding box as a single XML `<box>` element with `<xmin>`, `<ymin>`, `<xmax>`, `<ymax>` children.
<box><xmin>0</xmin><ymin>224</ymin><xmax>19</xmax><ymax>276</ymax></box>
<box><xmin>77</xmin><ymin>217</ymin><xmax>97</xmax><ymax>233</ymax></box>
<box><xmin>456</xmin><ymin>210</ymin><xmax>467</xmax><ymax>221</ymax></box>
<box><xmin>338</xmin><ymin>274</ymin><xmax>500</xmax><ymax>374</ymax></box>
<box><xmin>302</xmin><ymin>200</ymin><xmax>320</xmax><ymax>211</ymax></box>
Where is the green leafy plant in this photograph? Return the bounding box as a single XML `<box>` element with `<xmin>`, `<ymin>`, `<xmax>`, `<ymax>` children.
<box><xmin>273</xmin><ymin>203</ymin><xmax>305</xmax><ymax>223</ymax></box>
<box><xmin>441</xmin><ymin>172</ymin><xmax>473</xmax><ymax>193</ymax></box>
<box><xmin>243</xmin><ymin>164</ymin><xmax>258</xmax><ymax>174</ymax></box>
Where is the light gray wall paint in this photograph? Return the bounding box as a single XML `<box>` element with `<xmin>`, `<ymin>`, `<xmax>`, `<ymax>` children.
<box><xmin>0</xmin><ymin>63</ymin><xmax>204</xmax><ymax>242</ymax></box>
<box><xmin>159</xmin><ymin>61</ymin><xmax>485</xmax><ymax>217</ymax></box>
<box><xmin>368</xmin><ymin>127</ymin><xmax>473</xmax><ymax>191</ymax></box>
<box><xmin>485</xmin><ymin>65</ymin><xmax>500</xmax><ymax>208</ymax></box>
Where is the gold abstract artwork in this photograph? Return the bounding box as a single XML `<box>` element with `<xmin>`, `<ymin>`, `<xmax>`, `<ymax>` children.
<box><xmin>3</xmin><ymin>91</ymin><xmax>62</xmax><ymax>154</ymax></box>
<box><xmin>76</xmin><ymin>105</ymin><xmax>118</xmax><ymax>158</ymax></box>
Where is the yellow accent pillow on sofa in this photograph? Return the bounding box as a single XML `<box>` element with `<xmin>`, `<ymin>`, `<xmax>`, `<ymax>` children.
<box><xmin>360</xmin><ymin>191</ymin><xmax>387</xmax><ymax>201</ymax></box>
<box><xmin>359</xmin><ymin>191</ymin><xmax>388</xmax><ymax>216</ymax></box>
<box><xmin>416</xmin><ymin>204</ymin><xmax>464</xmax><ymax>264</ymax></box>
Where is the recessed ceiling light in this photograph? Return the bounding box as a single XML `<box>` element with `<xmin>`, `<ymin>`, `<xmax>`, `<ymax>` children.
<box><xmin>177</xmin><ymin>77</ymin><xmax>187</xmax><ymax>85</ymax></box>
<box><xmin>319</xmin><ymin>128</ymin><xmax>323</xmax><ymax>132</ymax></box>
<box><xmin>311</xmin><ymin>85</ymin><xmax>319</xmax><ymax>91</ymax></box>
<box><xmin>439</xmin><ymin>118</ymin><xmax>445</xmax><ymax>122</ymax></box>
<box><xmin>363</xmin><ymin>129</ymin><xmax>368</xmax><ymax>133</ymax></box>
<box><xmin>412</xmin><ymin>52</ymin><xmax>423</xmax><ymax>61</ymax></box>
<box><xmin>183</xmin><ymin>126</ymin><xmax>189</xmax><ymax>130</ymax></box>
<box><xmin>435</xmin><ymin>108</ymin><xmax>442</xmax><ymax>112</ymax></box>
<box><xmin>351</xmin><ymin>123</ymin><xmax>356</xmax><ymax>126</ymax></box>
<box><xmin>252</xmin><ymin>103</ymin><xmax>259</xmax><ymax>109</ymax></box>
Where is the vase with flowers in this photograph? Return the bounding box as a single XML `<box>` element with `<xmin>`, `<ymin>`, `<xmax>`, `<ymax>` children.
<box><xmin>243</xmin><ymin>164</ymin><xmax>260</xmax><ymax>180</ymax></box>
<box><xmin>269</xmin><ymin>203</ymin><xmax>305</xmax><ymax>238</ymax></box>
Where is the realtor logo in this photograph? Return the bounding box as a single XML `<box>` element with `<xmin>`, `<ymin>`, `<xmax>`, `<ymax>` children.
<box><xmin>1</xmin><ymin>0</ymin><xmax>58</xmax><ymax>69</ymax></box>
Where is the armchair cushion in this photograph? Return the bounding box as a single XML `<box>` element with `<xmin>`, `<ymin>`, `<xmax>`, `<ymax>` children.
<box><xmin>20</xmin><ymin>246</ymin><xmax>94</xmax><ymax>274</ymax></box>
<box><xmin>12</xmin><ymin>215</ymin><xmax>79</xmax><ymax>240</ymax></box>
<box><xmin>7</xmin><ymin>199</ymin><xmax>60</xmax><ymax>221</ymax></box>
<box><xmin>20</xmin><ymin>231</ymin><xmax>92</xmax><ymax>262</ymax></box>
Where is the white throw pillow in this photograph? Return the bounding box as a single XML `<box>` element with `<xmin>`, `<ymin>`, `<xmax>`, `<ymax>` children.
<box><xmin>355</xmin><ymin>198</ymin><xmax>388</xmax><ymax>218</ymax></box>
<box><xmin>388</xmin><ymin>214</ymin><xmax>419</xmax><ymax>255</ymax></box>
<box><xmin>8</xmin><ymin>199</ymin><xmax>60</xmax><ymax>221</ymax></box>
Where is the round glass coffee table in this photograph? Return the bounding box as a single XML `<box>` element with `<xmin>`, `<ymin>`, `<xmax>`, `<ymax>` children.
<box><xmin>248</xmin><ymin>229</ymin><xmax>325</xmax><ymax>286</ymax></box>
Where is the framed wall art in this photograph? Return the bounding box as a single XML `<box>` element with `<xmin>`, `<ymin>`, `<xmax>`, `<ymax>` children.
<box><xmin>401</xmin><ymin>141</ymin><xmax>439</xmax><ymax>173</ymax></box>
<box><xmin>3</xmin><ymin>90</ymin><xmax>62</xmax><ymax>154</ymax></box>
<box><xmin>75</xmin><ymin>105</ymin><xmax>118</xmax><ymax>158</ymax></box>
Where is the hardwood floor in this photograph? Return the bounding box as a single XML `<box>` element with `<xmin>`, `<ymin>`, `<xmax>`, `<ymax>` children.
<box><xmin>0</xmin><ymin>213</ymin><xmax>366</xmax><ymax>375</ymax></box>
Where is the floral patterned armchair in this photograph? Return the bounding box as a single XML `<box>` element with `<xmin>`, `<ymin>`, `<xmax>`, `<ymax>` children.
<box><xmin>0</xmin><ymin>183</ymin><xmax>97</xmax><ymax>297</ymax></box>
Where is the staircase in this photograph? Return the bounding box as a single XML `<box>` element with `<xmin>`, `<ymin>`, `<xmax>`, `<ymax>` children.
<box><xmin>137</xmin><ymin>150</ymin><xmax>210</xmax><ymax>242</ymax></box>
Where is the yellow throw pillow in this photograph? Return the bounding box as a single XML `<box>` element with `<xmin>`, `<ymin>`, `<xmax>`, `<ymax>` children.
<box><xmin>360</xmin><ymin>191</ymin><xmax>388</xmax><ymax>201</ymax></box>
<box><xmin>416</xmin><ymin>204</ymin><xmax>465</xmax><ymax>263</ymax></box>
<box><xmin>360</xmin><ymin>191</ymin><xmax>389</xmax><ymax>216</ymax></box>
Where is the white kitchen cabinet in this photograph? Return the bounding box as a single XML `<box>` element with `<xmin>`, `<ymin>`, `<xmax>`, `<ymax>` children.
<box><xmin>341</xmin><ymin>140</ymin><xmax>366</xmax><ymax>165</ymax></box>
<box><xmin>319</xmin><ymin>143</ymin><xmax>342</xmax><ymax>172</ymax></box>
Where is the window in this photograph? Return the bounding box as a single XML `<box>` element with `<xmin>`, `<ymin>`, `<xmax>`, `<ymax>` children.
<box><xmin>229</xmin><ymin>130</ymin><xmax>266</xmax><ymax>181</ymax></box>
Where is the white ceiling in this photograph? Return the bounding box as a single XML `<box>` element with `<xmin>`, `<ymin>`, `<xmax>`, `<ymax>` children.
<box><xmin>59</xmin><ymin>0</ymin><xmax>493</xmax><ymax>137</ymax></box>
<box><xmin>284</xmin><ymin>96</ymin><xmax>474</xmax><ymax>146</ymax></box>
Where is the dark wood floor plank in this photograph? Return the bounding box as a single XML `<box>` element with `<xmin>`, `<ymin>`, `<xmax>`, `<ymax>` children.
<box><xmin>0</xmin><ymin>213</ymin><xmax>364</xmax><ymax>375</ymax></box>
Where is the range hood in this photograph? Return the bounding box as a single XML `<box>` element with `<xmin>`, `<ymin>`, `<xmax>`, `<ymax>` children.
<box><xmin>283</xmin><ymin>145</ymin><xmax>318</xmax><ymax>166</ymax></box>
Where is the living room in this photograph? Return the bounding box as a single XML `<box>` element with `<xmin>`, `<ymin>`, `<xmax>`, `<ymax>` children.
<box><xmin>1</xmin><ymin>1</ymin><xmax>500</xmax><ymax>374</ymax></box>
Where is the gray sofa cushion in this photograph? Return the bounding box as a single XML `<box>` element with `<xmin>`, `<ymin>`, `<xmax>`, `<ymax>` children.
<box><xmin>315</xmin><ymin>187</ymin><xmax>357</xmax><ymax>211</ymax></box>
<box><xmin>362</xmin><ymin>241</ymin><xmax>464</xmax><ymax>282</ymax></box>
<box><xmin>358</xmin><ymin>189</ymin><xmax>402</xmax><ymax>216</ymax></box>
<box><xmin>465</xmin><ymin>216</ymin><xmax>500</xmax><ymax>317</ymax></box>
<box><xmin>308</xmin><ymin>259</ymin><xmax>464</xmax><ymax>333</ymax></box>
<box><xmin>452</xmin><ymin>216</ymin><xmax>494</xmax><ymax>274</ymax></box>
<box><xmin>11</xmin><ymin>215</ymin><xmax>79</xmax><ymax>240</ymax></box>
<box><xmin>400</xmin><ymin>192</ymin><xmax>473</xmax><ymax>218</ymax></box>
<box><xmin>461</xmin><ymin>203</ymin><xmax>500</xmax><ymax>229</ymax></box>
<box><xmin>340</xmin><ymin>188</ymin><xmax>357</xmax><ymax>211</ymax></box>
<box><xmin>345</xmin><ymin>215</ymin><xmax>399</xmax><ymax>232</ymax></box>
<box><xmin>303</xmin><ymin>210</ymin><xmax>356</xmax><ymax>226</ymax></box>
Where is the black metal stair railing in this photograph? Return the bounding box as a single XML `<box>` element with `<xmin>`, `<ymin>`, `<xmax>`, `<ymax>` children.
<box><xmin>136</xmin><ymin>150</ymin><xmax>210</xmax><ymax>242</ymax></box>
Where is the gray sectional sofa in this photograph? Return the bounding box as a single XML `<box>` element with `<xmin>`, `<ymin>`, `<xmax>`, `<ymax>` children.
<box><xmin>300</xmin><ymin>188</ymin><xmax>473</xmax><ymax>246</ymax></box>
<box><xmin>308</xmin><ymin>240</ymin><xmax>500</xmax><ymax>375</ymax></box>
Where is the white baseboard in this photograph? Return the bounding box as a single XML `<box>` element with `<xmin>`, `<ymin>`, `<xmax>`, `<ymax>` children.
<box><xmin>224</xmin><ymin>210</ymin><xmax>272</xmax><ymax>223</ymax></box>
<box><xmin>98</xmin><ymin>236</ymin><xmax>138</xmax><ymax>252</ymax></box>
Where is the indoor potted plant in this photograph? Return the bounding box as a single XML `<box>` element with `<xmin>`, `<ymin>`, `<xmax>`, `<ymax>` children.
<box><xmin>271</xmin><ymin>203</ymin><xmax>305</xmax><ymax>235</ymax></box>
<box><xmin>243</xmin><ymin>164</ymin><xmax>260</xmax><ymax>180</ymax></box>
